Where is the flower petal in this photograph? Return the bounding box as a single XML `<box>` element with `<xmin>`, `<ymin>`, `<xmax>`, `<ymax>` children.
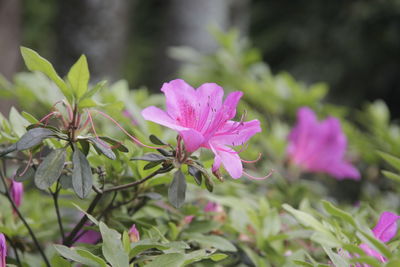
<box><xmin>211</xmin><ymin>119</ymin><xmax>261</xmax><ymax>146</ymax></box>
<box><xmin>160</xmin><ymin>79</ymin><xmax>197</xmax><ymax>127</ymax></box>
<box><xmin>223</xmin><ymin>91</ymin><xmax>243</xmax><ymax>119</ymax></box>
<box><xmin>141</xmin><ymin>106</ymin><xmax>187</xmax><ymax>131</ymax></box>
<box><xmin>179</xmin><ymin>128</ymin><xmax>204</xmax><ymax>152</ymax></box>
<box><xmin>211</xmin><ymin>144</ymin><xmax>243</xmax><ymax>179</ymax></box>
<box><xmin>372</xmin><ymin>211</ymin><xmax>400</xmax><ymax>243</ymax></box>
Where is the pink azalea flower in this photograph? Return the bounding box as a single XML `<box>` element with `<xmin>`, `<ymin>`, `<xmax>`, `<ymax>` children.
<box><xmin>183</xmin><ymin>215</ymin><xmax>195</xmax><ymax>224</ymax></box>
<box><xmin>204</xmin><ymin>201</ymin><xmax>223</xmax><ymax>213</ymax></box>
<box><xmin>10</xmin><ymin>180</ymin><xmax>23</xmax><ymax>208</ymax></box>
<box><xmin>129</xmin><ymin>224</ymin><xmax>140</xmax><ymax>243</ymax></box>
<box><xmin>141</xmin><ymin>79</ymin><xmax>261</xmax><ymax>179</ymax></box>
<box><xmin>357</xmin><ymin>211</ymin><xmax>400</xmax><ymax>265</ymax></box>
<box><xmin>287</xmin><ymin>107</ymin><xmax>360</xmax><ymax>180</ymax></box>
<box><xmin>0</xmin><ymin>233</ymin><xmax>6</xmax><ymax>267</ymax></box>
<box><xmin>74</xmin><ymin>229</ymin><xmax>101</xmax><ymax>244</ymax></box>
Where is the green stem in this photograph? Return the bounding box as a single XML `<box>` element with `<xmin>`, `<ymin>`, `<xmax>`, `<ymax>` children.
<box><xmin>50</xmin><ymin>182</ymin><xmax>65</xmax><ymax>242</ymax></box>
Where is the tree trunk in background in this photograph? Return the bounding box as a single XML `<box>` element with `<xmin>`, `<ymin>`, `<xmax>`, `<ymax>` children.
<box><xmin>153</xmin><ymin>0</ymin><xmax>231</xmax><ymax>90</ymax></box>
<box><xmin>0</xmin><ymin>0</ymin><xmax>21</xmax><ymax>116</ymax></box>
<box><xmin>56</xmin><ymin>0</ymin><xmax>131</xmax><ymax>82</ymax></box>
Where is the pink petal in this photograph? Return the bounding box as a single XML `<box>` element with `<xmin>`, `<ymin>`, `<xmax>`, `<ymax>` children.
<box><xmin>129</xmin><ymin>224</ymin><xmax>140</xmax><ymax>242</ymax></box>
<box><xmin>325</xmin><ymin>161</ymin><xmax>361</xmax><ymax>180</ymax></box>
<box><xmin>0</xmin><ymin>233</ymin><xmax>6</xmax><ymax>267</ymax></box>
<box><xmin>160</xmin><ymin>79</ymin><xmax>198</xmax><ymax>127</ymax></box>
<box><xmin>223</xmin><ymin>91</ymin><xmax>243</xmax><ymax>119</ymax></box>
<box><xmin>212</xmin><ymin>119</ymin><xmax>261</xmax><ymax>146</ymax></box>
<box><xmin>141</xmin><ymin>106</ymin><xmax>187</xmax><ymax>131</ymax></box>
<box><xmin>372</xmin><ymin>211</ymin><xmax>400</xmax><ymax>243</ymax></box>
<box><xmin>359</xmin><ymin>243</ymin><xmax>386</xmax><ymax>263</ymax></box>
<box><xmin>179</xmin><ymin>128</ymin><xmax>205</xmax><ymax>152</ymax></box>
<box><xmin>10</xmin><ymin>180</ymin><xmax>23</xmax><ymax>208</ymax></box>
<box><xmin>211</xmin><ymin>144</ymin><xmax>243</xmax><ymax>179</ymax></box>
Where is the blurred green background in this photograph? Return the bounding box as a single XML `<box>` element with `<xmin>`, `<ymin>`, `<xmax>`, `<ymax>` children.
<box><xmin>1</xmin><ymin>0</ymin><xmax>400</xmax><ymax>115</ymax></box>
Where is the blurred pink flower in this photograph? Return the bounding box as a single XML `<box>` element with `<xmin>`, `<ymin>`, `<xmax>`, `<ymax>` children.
<box><xmin>0</xmin><ymin>233</ymin><xmax>6</xmax><ymax>267</ymax></box>
<box><xmin>183</xmin><ymin>215</ymin><xmax>195</xmax><ymax>224</ymax></box>
<box><xmin>129</xmin><ymin>224</ymin><xmax>140</xmax><ymax>243</ymax></box>
<box><xmin>357</xmin><ymin>211</ymin><xmax>400</xmax><ymax>265</ymax></box>
<box><xmin>142</xmin><ymin>79</ymin><xmax>261</xmax><ymax>178</ymax></box>
<box><xmin>287</xmin><ymin>107</ymin><xmax>360</xmax><ymax>180</ymax></box>
<box><xmin>204</xmin><ymin>201</ymin><xmax>223</xmax><ymax>213</ymax></box>
<box><xmin>74</xmin><ymin>223</ymin><xmax>101</xmax><ymax>244</ymax></box>
<box><xmin>10</xmin><ymin>180</ymin><xmax>23</xmax><ymax>208</ymax></box>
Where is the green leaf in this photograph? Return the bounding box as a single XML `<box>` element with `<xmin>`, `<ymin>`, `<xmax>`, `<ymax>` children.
<box><xmin>34</xmin><ymin>149</ymin><xmax>66</xmax><ymax>190</ymax></box>
<box><xmin>188</xmin><ymin>233</ymin><xmax>237</xmax><ymax>252</ymax></box>
<box><xmin>99</xmin><ymin>222</ymin><xmax>129</xmax><ymax>267</ymax></box>
<box><xmin>322</xmin><ymin>246</ymin><xmax>349</xmax><ymax>267</ymax></box>
<box><xmin>78</xmin><ymin>98</ymin><xmax>98</xmax><ymax>109</ymax></box>
<box><xmin>72</xmin><ymin>148</ymin><xmax>93</xmax><ymax>198</ymax></box>
<box><xmin>322</xmin><ymin>200</ymin><xmax>356</xmax><ymax>226</ymax></box>
<box><xmin>59</xmin><ymin>174</ymin><xmax>73</xmax><ymax>189</ymax></box>
<box><xmin>188</xmin><ymin>165</ymin><xmax>202</xmax><ymax>185</ymax></box>
<box><xmin>16</xmin><ymin>128</ymin><xmax>54</xmax><ymax>151</ymax></box>
<box><xmin>88</xmin><ymin>137</ymin><xmax>116</xmax><ymax>160</ymax></box>
<box><xmin>210</xmin><ymin>253</ymin><xmax>228</xmax><ymax>261</ymax></box>
<box><xmin>168</xmin><ymin>169</ymin><xmax>187</xmax><ymax>208</ymax></box>
<box><xmin>0</xmin><ymin>144</ymin><xmax>17</xmax><ymax>157</ymax></box>
<box><xmin>132</xmin><ymin>153</ymin><xmax>166</xmax><ymax>162</ymax></box>
<box><xmin>76</xmin><ymin>249</ymin><xmax>107</xmax><ymax>267</ymax></box>
<box><xmin>98</xmin><ymin>136</ymin><xmax>129</xmax><ymax>152</ymax></box>
<box><xmin>144</xmin><ymin>161</ymin><xmax>163</xmax><ymax>170</ymax></box>
<box><xmin>15</xmin><ymin>166</ymin><xmax>35</xmax><ymax>182</ymax></box>
<box><xmin>378</xmin><ymin>151</ymin><xmax>400</xmax><ymax>172</ymax></box>
<box><xmin>149</xmin><ymin>134</ymin><xmax>166</xmax><ymax>145</ymax></box>
<box><xmin>20</xmin><ymin>47</ymin><xmax>72</xmax><ymax>102</ymax></box>
<box><xmin>54</xmin><ymin>244</ymin><xmax>105</xmax><ymax>267</ymax></box>
<box><xmin>67</xmin><ymin>55</ymin><xmax>89</xmax><ymax>100</ymax></box>
<box><xmin>9</xmin><ymin>107</ymin><xmax>30</xmax><ymax>137</ymax></box>
<box><xmin>81</xmin><ymin>80</ymin><xmax>107</xmax><ymax>99</ymax></box>
<box><xmin>71</xmin><ymin>203</ymin><xmax>99</xmax><ymax>225</ymax></box>
<box><xmin>145</xmin><ymin>253</ymin><xmax>185</xmax><ymax>267</ymax></box>
<box><xmin>382</xmin><ymin>170</ymin><xmax>400</xmax><ymax>183</ymax></box>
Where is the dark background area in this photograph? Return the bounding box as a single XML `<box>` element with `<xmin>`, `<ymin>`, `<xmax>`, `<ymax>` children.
<box><xmin>1</xmin><ymin>0</ymin><xmax>400</xmax><ymax>116</ymax></box>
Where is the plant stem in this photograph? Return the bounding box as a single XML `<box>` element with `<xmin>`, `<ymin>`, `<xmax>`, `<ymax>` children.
<box><xmin>0</xmin><ymin>165</ymin><xmax>51</xmax><ymax>267</ymax></box>
<box><xmin>63</xmin><ymin>192</ymin><xmax>103</xmax><ymax>246</ymax></box>
<box><xmin>103</xmin><ymin>167</ymin><xmax>167</xmax><ymax>193</ymax></box>
<box><xmin>63</xmin><ymin>167</ymin><xmax>167</xmax><ymax>246</ymax></box>
<box><xmin>5</xmin><ymin>235</ymin><xmax>21</xmax><ymax>266</ymax></box>
<box><xmin>50</xmin><ymin>182</ymin><xmax>65</xmax><ymax>242</ymax></box>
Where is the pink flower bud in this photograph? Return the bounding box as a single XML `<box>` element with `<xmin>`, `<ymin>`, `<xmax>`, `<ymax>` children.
<box><xmin>0</xmin><ymin>233</ymin><xmax>6</xmax><ymax>267</ymax></box>
<box><xmin>129</xmin><ymin>224</ymin><xmax>140</xmax><ymax>243</ymax></box>
<box><xmin>204</xmin><ymin>201</ymin><xmax>223</xmax><ymax>213</ymax></box>
<box><xmin>10</xmin><ymin>180</ymin><xmax>23</xmax><ymax>208</ymax></box>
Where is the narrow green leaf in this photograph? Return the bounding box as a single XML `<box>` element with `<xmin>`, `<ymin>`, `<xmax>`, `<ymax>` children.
<box><xmin>71</xmin><ymin>203</ymin><xmax>99</xmax><ymax>225</ymax></box>
<box><xmin>20</xmin><ymin>47</ymin><xmax>72</xmax><ymax>102</ymax></box>
<box><xmin>382</xmin><ymin>170</ymin><xmax>400</xmax><ymax>183</ymax></box>
<box><xmin>76</xmin><ymin>249</ymin><xmax>107</xmax><ymax>267</ymax></box>
<box><xmin>188</xmin><ymin>165</ymin><xmax>202</xmax><ymax>185</ymax></box>
<box><xmin>132</xmin><ymin>153</ymin><xmax>166</xmax><ymax>162</ymax></box>
<box><xmin>188</xmin><ymin>233</ymin><xmax>237</xmax><ymax>252</ymax></box>
<box><xmin>210</xmin><ymin>253</ymin><xmax>228</xmax><ymax>261</ymax></box>
<box><xmin>72</xmin><ymin>149</ymin><xmax>93</xmax><ymax>198</ymax></box>
<box><xmin>81</xmin><ymin>80</ymin><xmax>107</xmax><ymax>99</ymax></box>
<box><xmin>149</xmin><ymin>134</ymin><xmax>166</xmax><ymax>145</ymax></box>
<box><xmin>67</xmin><ymin>54</ymin><xmax>89</xmax><ymax>99</ymax></box>
<box><xmin>99</xmin><ymin>222</ymin><xmax>129</xmax><ymax>267</ymax></box>
<box><xmin>0</xmin><ymin>144</ymin><xmax>16</xmax><ymax>157</ymax></box>
<box><xmin>322</xmin><ymin>200</ymin><xmax>356</xmax><ymax>226</ymax></box>
<box><xmin>146</xmin><ymin>253</ymin><xmax>185</xmax><ymax>267</ymax></box>
<box><xmin>34</xmin><ymin>149</ymin><xmax>66</xmax><ymax>190</ymax></box>
<box><xmin>88</xmin><ymin>137</ymin><xmax>116</xmax><ymax>160</ymax></box>
<box><xmin>54</xmin><ymin>244</ymin><xmax>105</xmax><ymax>267</ymax></box>
<box><xmin>16</xmin><ymin>128</ymin><xmax>54</xmax><ymax>151</ymax></box>
<box><xmin>98</xmin><ymin>136</ymin><xmax>129</xmax><ymax>152</ymax></box>
<box><xmin>378</xmin><ymin>151</ymin><xmax>400</xmax><ymax>172</ymax></box>
<box><xmin>168</xmin><ymin>169</ymin><xmax>187</xmax><ymax>208</ymax></box>
<box><xmin>144</xmin><ymin>161</ymin><xmax>163</xmax><ymax>170</ymax></box>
